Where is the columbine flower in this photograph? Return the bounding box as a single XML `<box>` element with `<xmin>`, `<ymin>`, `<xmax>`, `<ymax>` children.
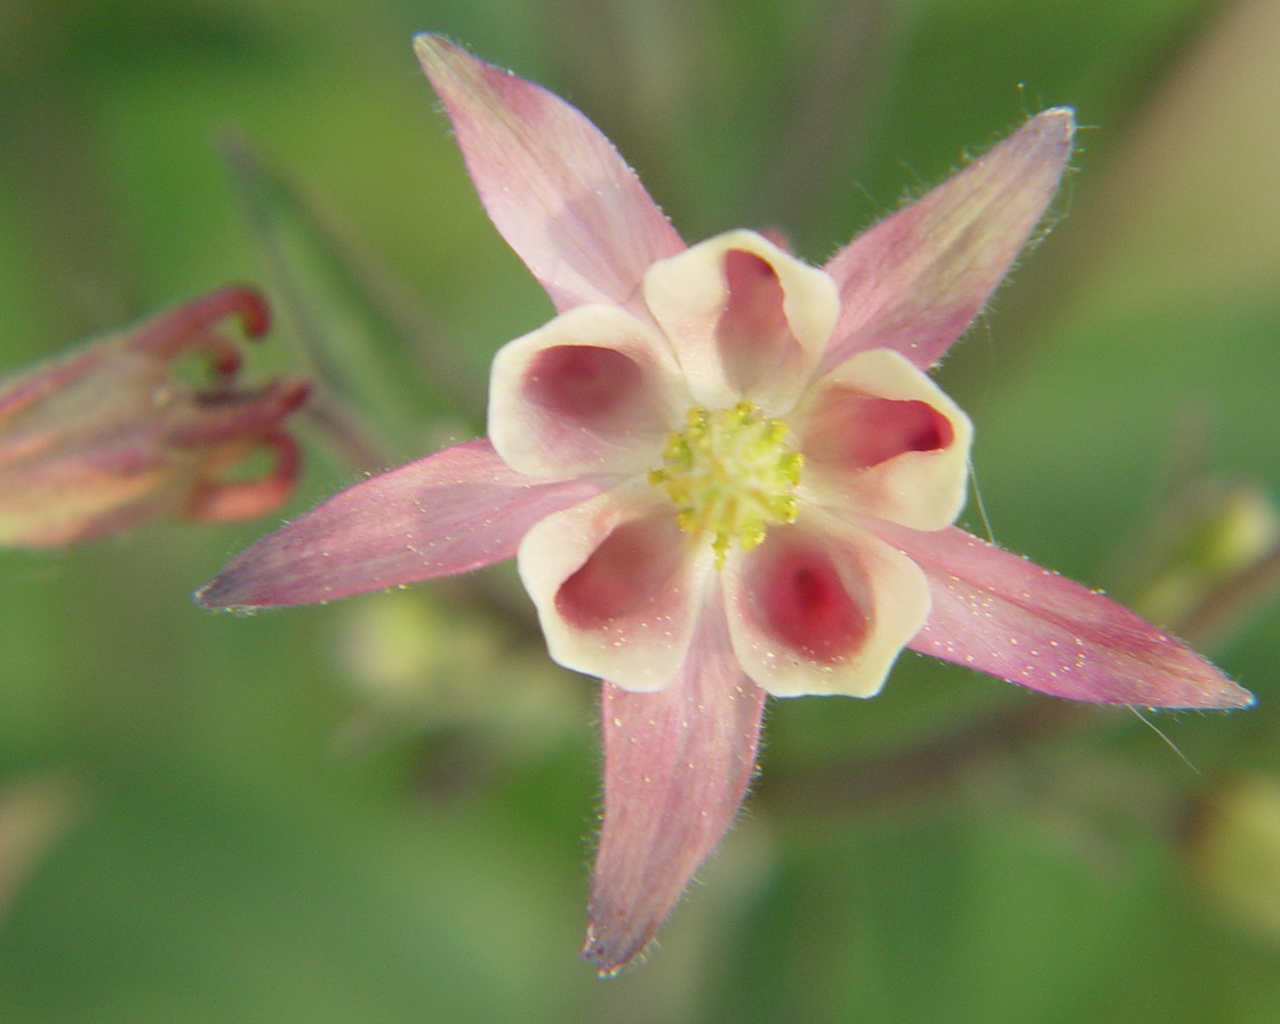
<box><xmin>197</xmin><ymin>37</ymin><xmax>1254</xmax><ymax>974</ymax></box>
<box><xmin>0</xmin><ymin>286</ymin><xmax>308</xmax><ymax>548</ymax></box>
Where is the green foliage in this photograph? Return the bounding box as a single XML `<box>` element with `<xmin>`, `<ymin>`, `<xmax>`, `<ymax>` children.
<box><xmin>0</xmin><ymin>0</ymin><xmax>1277</xmax><ymax>1020</ymax></box>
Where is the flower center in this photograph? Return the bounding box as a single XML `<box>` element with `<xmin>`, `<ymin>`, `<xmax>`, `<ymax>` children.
<box><xmin>649</xmin><ymin>400</ymin><xmax>802</xmax><ymax>567</ymax></box>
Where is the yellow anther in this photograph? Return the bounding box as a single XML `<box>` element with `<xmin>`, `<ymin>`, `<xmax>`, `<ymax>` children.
<box><xmin>650</xmin><ymin>401</ymin><xmax>802</xmax><ymax>567</ymax></box>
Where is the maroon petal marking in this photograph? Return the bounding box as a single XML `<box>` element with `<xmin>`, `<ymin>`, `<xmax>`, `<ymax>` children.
<box><xmin>872</xmin><ymin>523</ymin><xmax>1255</xmax><ymax>708</ymax></box>
<box><xmin>717</xmin><ymin>249</ymin><xmax>804</xmax><ymax>397</ymax></box>
<box><xmin>526</xmin><ymin>345</ymin><xmax>645</xmax><ymax>421</ymax></box>
<box><xmin>801</xmin><ymin>389</ymin><xmax>953</xmax><ymax>472</ymax></box>
<box><xmin>583</xmin><ymin>590</ymin><xmax>765</xmax><ymax>975</ymax></box>
<box><xmin>488</xmin><ymin>305</ymin><xmax>685</xmax><ymax>479</ymax></box>
<box><xmin>723</xmin><ymin>521</ymin><xmax>930</xmax><ymax>697</ymax></box>
<box><xmin>743</xmin><ymin>530</ymin><xmax>868</xmax><ymax>663</ymax></box>
<box><xmin>517</xmin><ymin>341</ymin><xmax>673</xmax><ymax>466</ymax></box>
<box><xmin>556</xmin><ymin>512</ymin><xmax>690</xmax><ymax>629</ymax></box>
<box><xmin>518</xmin><ymin>488</ymin><xmax>708</xmax><ymax>690</ymax></box>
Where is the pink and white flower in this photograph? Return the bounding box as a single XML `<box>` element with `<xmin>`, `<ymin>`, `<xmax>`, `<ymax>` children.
<box><xmin>198</xmin><ymin>36</ymin><xmax>1253</xmax><ymax>973</ymax></box>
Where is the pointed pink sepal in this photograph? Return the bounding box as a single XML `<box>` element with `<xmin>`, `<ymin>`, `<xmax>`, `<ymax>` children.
<box><xmin>872</xmin><ymin>524</ymin><xmax>1254</xmax><ymax>708</ymax></box>
<box><xmin>196</xmin><ymin>439</ymin><xmax>610</xmax><ymax>609</ymax></box>
<box><xmin>582</xmin><ymin>592</ymin><xmax>766</xmax><ymax>975</ymax></box>
<box><xmin>414</xmin><ymin>34</ymin><xmax>685</xmax><ymax>319</ymax></box>
<box><xmin>821</xmin><ymin>108</ymin><xmax>1074</xmax><ymax>374</ymax></box>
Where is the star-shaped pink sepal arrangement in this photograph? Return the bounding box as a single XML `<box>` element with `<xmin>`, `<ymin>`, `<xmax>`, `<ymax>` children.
<box><xmin>198</xmin><ymin>37</ymin><xmax>1253</xmax><ymax>975</ymax></box>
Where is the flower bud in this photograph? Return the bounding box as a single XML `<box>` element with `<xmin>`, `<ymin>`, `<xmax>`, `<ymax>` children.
<box><xmin>0</xmin><ymin>286</ymin><xmax>308</xmax><ymax>547</ymax></box>
<box><xmin>1187</xmin><ymin>776</ymin><xmax>1280</xmax><ymax>944</ymax></box>
<box><xmin>1133</xmin><ymin>481</ymin><xmax>1280</xmax><ymax>632</ymax></box>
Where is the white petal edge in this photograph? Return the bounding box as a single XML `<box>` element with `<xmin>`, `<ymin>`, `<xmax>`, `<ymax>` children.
<box><xmin>643</xmin><ymin>229</ymin><xmax>840</xmax><ymax>413</ymax></box>
<box><xmin>488</xmin><ymin>305</ymin><xmax>689</xmax><ymax>479</ymax></box>
<box><xmin>517</xmin><ymin>483</ymin><xmax>715</xmax><ymax>691</ymax></box>
<box><xmin>722</xmin><ymin>516</ymin><xmax>931</xmax><ymax>697</ymax></box>
<box><xmin>796</xmin><ymin>348</ymin><xmax>973</xmax><ymax>531</ymax></box>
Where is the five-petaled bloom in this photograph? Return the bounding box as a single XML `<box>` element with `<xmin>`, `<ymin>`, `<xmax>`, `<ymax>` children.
<box><xmin>198</xmin><ymin>37</ymin><xmax>1254</xmax><ymax>974</ymax></box>
<box><xmin>0</xmin><ymin>286</ymin><xmax>308</xmax><ymax>548</ymax></box>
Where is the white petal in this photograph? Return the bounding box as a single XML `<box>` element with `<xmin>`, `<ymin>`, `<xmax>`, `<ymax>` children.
<box><xmin>643</xmin><ymin>230</ymin><xmax>839</xmax><ymax>413</ymax></box>
<box><xmin>722</xmin><ymin>518</ymin><xmax>930</xmax><ymax>696</ymax></box>
<box><xmin>488</xmin><ymin>305</ymin><xmax>689</xmax><ymax>478</ymax></box>
<box><xmin>796</xmin><ymin>348</ymin><xmax>973</xmax><ymax>531</ymax></box>
<box><xmin>518</xmin><ymin>484</ymin><xmax>714</xmax><ymax>691</ymax></box>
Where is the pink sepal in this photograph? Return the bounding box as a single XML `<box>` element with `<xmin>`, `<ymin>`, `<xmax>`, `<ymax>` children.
<box><xmin>820</xmin><ymin>108</ymin><xmax>1074</xmax><ymax>374</ymax></box>
<box><xmin>872</xmin><ymin>523</ymin><xmax>1255</xmax><ymax>708</ymax></box>
<box><xmin>196</xmin><ymin>439</ymin><xmax>609</xmax><ymax>609</ymax></box>
<box><xmin>414</xmin><ymin>35</ymin><xmax>685</xmax><ymax>319</ymax></box>
<box><xmin>582</xmin><ymin>591</ymin><xmax>766</xmax><ymax>975</ymax></box>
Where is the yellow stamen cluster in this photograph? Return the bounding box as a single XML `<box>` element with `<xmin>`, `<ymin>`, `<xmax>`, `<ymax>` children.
<box><xmin>649</xmin><ymin>400</ymin><xmax>802</xmax><ymax>567</ymax></box>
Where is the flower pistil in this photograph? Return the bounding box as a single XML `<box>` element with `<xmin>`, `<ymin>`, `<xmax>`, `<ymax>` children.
<box><xmin>649</xmin><ymin>400</ymin><xmax>802</xmax><ymax>566</ymax></box>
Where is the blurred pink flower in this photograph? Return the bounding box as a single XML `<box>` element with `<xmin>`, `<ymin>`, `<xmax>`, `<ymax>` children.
<box><xmin>0</xmin><ymin>287</ymin><xmax>308</xmax><ymax>548</ymax></box>
<box><xmin>198</xmin><ymin>37</ymin><xmax>1252</xmax><ymax>973</ymax></box>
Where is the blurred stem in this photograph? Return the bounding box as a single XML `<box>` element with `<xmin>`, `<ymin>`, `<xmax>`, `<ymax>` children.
<box><xmin>1104</xmin><ymin>417</ymin><xmax>1280</xmax><ymax>653</ymax></box>
<box><xmin>1176</xmin><ymin>542</ymin><xmax>1280</xmax><ymax>651</ymax></box>
<box><xmin>296</xmin><ymin>395</ymin><xmax>394</xmax><ymax>478</ymax></box>
<box><xmin>756</xmin><ymin>698</ymin><xmax>1099</xmax><ymax>818</ymax></box>
<box><xmin>435</xmin><ymin>568</ymin><xmax>541</xmax><ymax>635</ymax></box>
<box><xmin>539</xmin><ymin>0</ymin><xmax>703</xmax><ymax>224</ymax></box>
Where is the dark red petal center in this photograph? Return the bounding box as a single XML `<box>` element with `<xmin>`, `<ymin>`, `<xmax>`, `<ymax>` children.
<box><xmin>748</xmin><ymin>534</ymin><xmax>867</xmax><ymax>662</ymax></box>
<box><xmin>525</xmin><ymin>345</ymin><xmax>643</xmax><ymax>422</ymax></box>
<box><xmin>804</xmin><ymin>389</ymin><xmax>953</xmax><ymax>470</ymax></box>
<box><xmin>557</xmin><ymin>514</ymin><xmax>686</xmax><ymax>628</ymax></box>
<box><xmin>716</xmin><ymin>250</ymin><xmax>801</xmax><ymax>394</ymax></box>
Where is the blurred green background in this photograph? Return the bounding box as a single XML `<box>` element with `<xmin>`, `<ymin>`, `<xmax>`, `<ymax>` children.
<box><xmin>2</xmin><ymin>0</ymin><xmax>1280</xmax><ymax>1020</ymax></box>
